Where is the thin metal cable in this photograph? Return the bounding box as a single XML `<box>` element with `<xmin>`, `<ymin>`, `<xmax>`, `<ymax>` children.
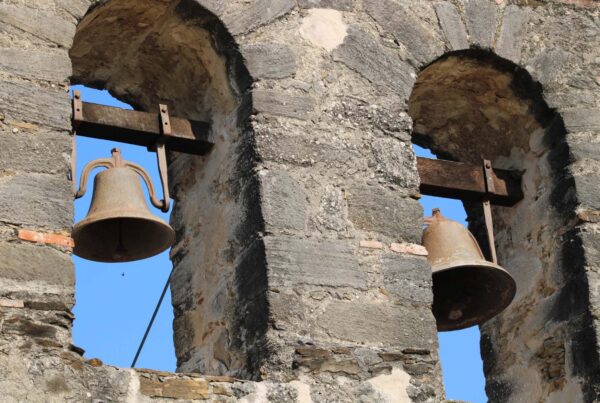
<box><xmin>131</xmin><ymin>268</ymin><xmax>173</xmax><ymax>368</ymax></box>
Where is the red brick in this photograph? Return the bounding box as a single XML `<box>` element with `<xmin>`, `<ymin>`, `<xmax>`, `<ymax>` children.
<box><xmin>18</xmin><ymin>229</ymin><xmax>74</xmax><ymax>248</ymax></box>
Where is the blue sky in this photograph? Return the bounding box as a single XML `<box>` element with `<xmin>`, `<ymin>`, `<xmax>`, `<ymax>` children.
<box><xmin>70</xmin><ymin>86</ymin><xmax>486</xmax><ymax>402</ymax></box>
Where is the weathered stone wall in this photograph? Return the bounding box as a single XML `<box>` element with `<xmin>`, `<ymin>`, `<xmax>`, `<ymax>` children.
<box><xmin>408</xmin><ymin>2</ymin><xmax>600</xmax><ymax>402</ymax></box>
<box><xmin>0</xmin><ymin>0</ymin><xmax>599</xmax><ymax>402</ymax></box>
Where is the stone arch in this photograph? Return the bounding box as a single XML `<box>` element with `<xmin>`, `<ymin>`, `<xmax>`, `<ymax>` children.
<box><xmin>358</xmin><ymin>1</ymin><xmax>600</xmax><ymax>400</ymax></box>
<box><xmin>408</xmin><ymin>47</ymin><xmax>594</xmax><ymax>403</ymax></box>
<box><xmin>70</xmin><ymin>0</ymin><xmax>265</xmax><ymax>379</ymax></box>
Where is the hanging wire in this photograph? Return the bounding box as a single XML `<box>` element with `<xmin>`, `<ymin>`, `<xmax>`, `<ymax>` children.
<box><xmin>131</xmin><ymin>268</ymin><xmax>173</xmax><ymax>368</ymax></box>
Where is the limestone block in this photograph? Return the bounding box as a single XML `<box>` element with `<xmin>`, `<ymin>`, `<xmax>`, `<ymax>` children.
<box><xmin>0</xmin><ymin>173</ymin><xmax>72</xmax><ymax>230</ymax></box>
<box><xmin>255</xmin><ymin>125</ymin><xmax>367</xmax><ymax>170</ymax></box>
<box><xmin>495</xmin><ymin>5</ymin><xmax>530</xmax><ymax>62</ymax></box>
<box><xmin>347</xmin><ymin>184</ymin><xmax>422</xmax><ymax>242</ymax></box>
<box><xmin>298</xmin><ymin>0</ymin><xmax>353</xmax><ymax>10</ymax></box>
<box><xmin>234</xmin><ymin>239</ymin><xmax>268</xmax><ymax>303</ymax></box>
<box><xmin>0</xmin><ymin>242</ymin><xmax>73</xmax><ymax>287</ymax></box>
<box><xmin>0</xmin><ymin>48</ymin><xmax>71</xmax><ymax>82</ymax></box>
<box><xmin>253</xmin><ymin>89</ymin><xmax>315</xmax><ymax>120</ymax></box>
<box><xmin>573</xmin><ymin>173</ymin><xmax>600</xmax><ymax>211</ymax></box>
<box><xmin>260</xmin><ymin>170</ymin><xmax>307</xmax><ymax>232</ymax></box>
<box><xmin>222</xmin><ymin>0</ymin><xmax>295</xmax><ymax>35</ymax></box>
<box><xmin>170</xmin><ymin>263</ymin><xmax>194</xmax><ymax>311</ymax></box>
<box><xmin>241</xmin><ymin>43</ymin><xmax>297</xmax><ymax>79</ymax></box>
<box><xmin>0</xmin><ymin>130</ymin><xmax>71</xmax><ymax>174</ymax></box>
<box><xmin>0</xmin><ymin>80</ymin><xmax>71</xmax><ymax>131</ymax></box>
<box><xmin>139</xmin><ymin>376</ymin><xmax>209</xmax><ymax>399</ymax></box>
<box><xmin>525</xmin><ymin>48</ymin><xmax>571</xmax><ymax>86</ymax></box>
<box><xmin>55</xmin><ymin>0</ymin><xmax>93</xmax><ymax>19</ymax></box>
<box><xmin>318</xmin><ymin>300</ymin><xmax>436</xmax><ymax>347</ymax></box>
<box><xmin>264</xmin><ymin>235</ymin><xmax>366</xmax><ymax>289</ymax></box>
<box><xmin>193</xmin><ymin>0</ymin><xmax>226</xmax><ymax>16</ymax></box>
<box><xmin>381</xmin><ymin>254</ymin><xmax>433</xmax><ymax>304</ymax></box>
<box><xmin>0</xmin><ymin>4</ymin><xmax>75</xmax><ymax>48</ymax></box>
<box><xmin>363</xmin><ymin>0</ymin><xmax>444</xmax><ymax>65</ymax></box>
<box><xmin>572</xmin><ymin>145</ymin><xmax>600</xmax><ymax>168</ymax></box>
<box><xmin>332</xmin><ymin>26</ymin><xmax>415</xmax><ymax>98</ymax></box>
<box><xmin>434</xmin><ymin>2</ymin><xmax>469</xmax><ymax>51</ymax></box>
<box><xmin>544</xmin><ymin>90</ymin><xmax>598</xmax><ymax>109</ymax></box>
<box><xmin>371</xmin><ymin>137</ymin><xmax>419</xmax><ymax>189</ymax></box>
<box><xmin>465</xmin><ymin>0</ymin><xmax>497</xmax><ymax>48</ymax></box>
<box><xmin>562</xmin><ymin>108</ymin><xmax>600</xmax><ymax>132</ymax></box>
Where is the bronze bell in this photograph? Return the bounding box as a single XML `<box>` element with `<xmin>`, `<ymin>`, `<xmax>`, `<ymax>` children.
<box><xmin>72</xmin><ymin>149</ymin><xmax>175</xmax><ymax>262</ymax></box>
<box><xmin>422</xmin><ymin>209</ymin><xmax>516</xmax><ymax>331</ymax></box>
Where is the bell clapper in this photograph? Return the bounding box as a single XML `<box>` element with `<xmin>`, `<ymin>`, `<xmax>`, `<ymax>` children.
<box><xmin>115</xmin><ymin>219</ymin><xmax>128</xmax><ymax>259</ymax></box>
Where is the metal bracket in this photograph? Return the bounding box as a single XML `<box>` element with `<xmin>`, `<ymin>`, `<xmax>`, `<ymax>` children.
<box><xmin>72</xmin><ymin>90</ymin><xmax>83</xmax><ymax>126</ymax></box>
<box><xmin>71</xmin><ymin>90</ymin><xmax>83</xmax><ymax>196</ymax></box>
<box><xmin>154</xmin><ymin>104</ymin><xmax>171</xmax><ymax>213</ymax></box>
<box><xmin>159</xmin><ymin>104</ymin><xmax>172</xmax><ymax>137</ymax></box>
<box><xmin>482</xmin><ymin>159</ymin><xmax>498</xmax><ymax>264</ymax></box>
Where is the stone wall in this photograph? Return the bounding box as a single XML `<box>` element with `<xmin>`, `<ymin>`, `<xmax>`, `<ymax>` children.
<box><xmin>0</xmin><ymin>0</ymin><xmax>598</xmax><ymax>402</ymax></box>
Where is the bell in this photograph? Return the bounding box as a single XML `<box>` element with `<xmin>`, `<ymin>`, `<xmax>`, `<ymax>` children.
<box><xmin>422</xmin><ymin>209</ymin><xmax>516</xmax><ymax>331</ymax></box>
<box><xmin>72</xmin><ymin>149</ymin><xmax>175</xmax><ymax>262</ymax></box>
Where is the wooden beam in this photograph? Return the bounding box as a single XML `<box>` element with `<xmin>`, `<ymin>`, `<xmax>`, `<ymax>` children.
<box><xmin>417</xmin><ymin>157</ymin><xmax>523</xmax><ymax>207</ymax></box>
<box><xmin>73</xmin><ymin>101</ymin><xmax>213</xmax><ymax>155</ymax></box>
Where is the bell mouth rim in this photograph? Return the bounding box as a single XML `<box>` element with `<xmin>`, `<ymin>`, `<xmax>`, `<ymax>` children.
<box><xmin>431</xmin><ymin>259</ymin><xmax>513</xmax><ymax>277</ymax></box>
<box><xmin>432</xmin><ymin>262</ymin><xmax>517</xmax><ymax>332</ymax></box>
<box><xmin>72</xmin><ymin>216</ymin><xmax>175</xmax><ymax>263</ymax></box>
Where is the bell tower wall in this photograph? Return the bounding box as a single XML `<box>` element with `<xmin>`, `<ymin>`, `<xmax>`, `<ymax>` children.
<box><xmin>0</xmin><ymin>0</ymin><xmax>599</xmax><ymax>402</ymax></box>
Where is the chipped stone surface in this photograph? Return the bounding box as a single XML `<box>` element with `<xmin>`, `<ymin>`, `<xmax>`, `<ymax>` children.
<box><xmin>0</xmin><ymin>173</ymin><xmax>72</xmax><ymax>230</ymax></box>
<box><xmin>465</xmin><ymin>0</ymin><xmax>498</xmax><ymax>48</ymax></box>
<box><xmin>0</xmin><ymin>242</ymin><xmax>73</xmax><ymax>287</ymax></box>
<box><xmin>363</xmin><ymin>0</ymin><xmax>445</xmax><ymax>65</ymax></box>
<box><xmin>2</xmin><ymin>0</ymin><xmax>599</xmax><ymax>401</ymax></box>
<box><xmin>222</xmin><ymin>0</ymin><xmax>295</xmax><ymax>35</ymax></box>
<box><xmin>333</xmin><ymin>26</ymin><xmax>415</xmax><ymax>98</ymax></box>
<box><xmin>496</xmin><ymin>5</ymin><xmax>530</xmax><ymax>62</ymax></box>
<box><xmin>299</xmin><ymin>8</ymin><xmax>348</xmax><ymax>52</ymax></box>
<box><xmin>434</xmin><ymin>2</ymin><xmax>469</xmax><ymax>51</ymax></box>
<box><xmin>242</xmin><ymin>43</ymin><xmax>297</xmax><ymax>79</ymax></box>
<box><xmin>347</xmin><ymin>184</ymin><xmax>422</xmax><ymax>242</ymax></box>
<box><xmin>265</xmin><ymin>236</ymin><xmax>366</xmax><ymax>288</ymax></box>
<box><xmin>253</xmin><ymin>89</ymin><xmax>316</xmax><ymax>119</ymax></box>
<box><xmin>260</xmin><ymin>170</ymin><xmax>308</xmax><ymax>232</ymax></box>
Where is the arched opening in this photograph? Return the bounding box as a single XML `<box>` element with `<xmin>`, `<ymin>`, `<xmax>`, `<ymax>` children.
<box><xmin>70</xmin><ymin>85</ymin><xmax>177</xmax><ymax>369</ymax></box>
<box><xmin>69</xmin><ymin>0</ymin><xmax>252</xmax><ymax>375</ymax></box>
<box><xmin>409</xmin><ymin>50</ymin><xmax>568</xmax><ymax>401</ymax></box>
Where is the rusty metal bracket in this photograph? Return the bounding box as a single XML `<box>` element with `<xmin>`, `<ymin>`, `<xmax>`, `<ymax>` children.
<box><xmin>70</xmin><ymin>90</ymin><xmax>84</xmax><ymax>196</ymax></box>
<box><xmin>153</xmin><ymin>104</ymin><xmax>171</xmax><ymax>213</ymax></box>
<box><xmin>417</xmin><ymin>157</ymin><xmax>523</xmax><ymax>207</ymax></box>
<box><xmin>158</xmin><ymin>104</ymin><xmax>172</xmax><ymax>137</ymax></box>
<box><xmin>72</xmin><ymin>90</ymin><xmax>83</xmax><ymax>126</ymax></box>
<box><xmin>71</xmin><ymin>95</ymin><xmax>213</xmax><ymax>155</ymax></box>
<box><xmin>482</xmin><ymin>159</ymin><xmax>498</xmax><ymax>264</ymax></box>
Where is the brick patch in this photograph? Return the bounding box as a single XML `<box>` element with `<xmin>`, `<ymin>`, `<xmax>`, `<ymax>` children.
<box><xmin>390</xmin><ymin>242</ymin><xmax>428</xmax><ymax>256</ymax></box>
<box><xmin>18</xmin><ymin>229</ymin><xmax>74</xmax><ymax>248</ymax></box>
<box><xmin>0</xmin><ymin>298</ymin><xmax>25</xmax><ymax>308</ymax></box>
<box><xmin>359</xmin><ymin>240</ymin><xmax>384</xmax><ymax>249</ymax></box>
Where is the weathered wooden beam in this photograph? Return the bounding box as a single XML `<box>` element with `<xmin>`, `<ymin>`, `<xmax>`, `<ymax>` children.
<box><xmin>73</xmin><ymin>101</ymin><xmax>213</xmax><ymax>155</ymax></box>
<box><xmin>417</xmin><ymin>157</ymin><xmax>523</xmax><ymax>207</ymax></box>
